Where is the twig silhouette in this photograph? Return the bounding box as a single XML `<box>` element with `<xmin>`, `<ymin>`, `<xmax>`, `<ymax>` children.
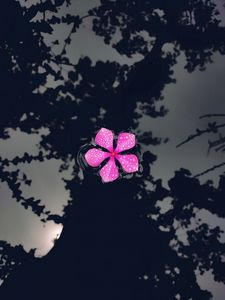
<box><xmin>60</xmin><ymin>14</ymin><xmax>93</xmax><ymax>55</ymax></box>
<box><xmin>194</xmin><ymin>161</ymin><xmax>225</xmax><ymax>178</ymax></box>
<box><xmin>176</xmin><ymin>123</ymin><xmax>225</xmax><ymax>148</ymax></box>
<box><xmin>199</xmin><ymin>114</ymin><xmax>225</xmax><ymax>119</ymax></box>
<box><xmin>215</xmin><ymin>143</ymin><xmax>225</xmax><ymax>152</ymax></box>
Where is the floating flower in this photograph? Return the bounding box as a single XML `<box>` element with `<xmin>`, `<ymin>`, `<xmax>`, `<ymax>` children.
<box><xmin>84</xmin><ymin>128</ymin><xmax>139</xmax><ymax>183</ymax></box>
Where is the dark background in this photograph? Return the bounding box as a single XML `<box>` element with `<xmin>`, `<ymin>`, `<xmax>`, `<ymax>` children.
<box><xmin>0</xmin><ymin>0</ymin><xmax>225</xmax><ymax>299</ymax></box>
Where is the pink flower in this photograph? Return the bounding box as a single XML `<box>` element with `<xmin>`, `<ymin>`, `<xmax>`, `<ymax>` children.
<box><xmin>84</xmin><ymin>128</ymin><xmax>139</xmax><ymax>183</ymax></box>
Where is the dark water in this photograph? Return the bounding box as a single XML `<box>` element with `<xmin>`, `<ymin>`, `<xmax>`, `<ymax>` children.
<box><xmin>0</xmin><ymin>0</ymin><xmax>225</xmax><ymax>299</ymax></box>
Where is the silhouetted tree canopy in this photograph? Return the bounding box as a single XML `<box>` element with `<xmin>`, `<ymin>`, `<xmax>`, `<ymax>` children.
<box><xmin>0</xmin><ymin>0</ymin><xmax>225</xmax><ymax>299</ymax></box>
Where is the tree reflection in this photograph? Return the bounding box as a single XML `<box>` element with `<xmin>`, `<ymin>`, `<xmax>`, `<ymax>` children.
<box><xmin>0</xmin><ymin>0</ymin><xmax>225</xmax><ymax>299</ymax></box>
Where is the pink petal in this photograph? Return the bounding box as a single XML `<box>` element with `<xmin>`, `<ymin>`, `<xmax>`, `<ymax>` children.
<box><xmin>99</xmin><ymin>158</ymin><xmax>119</xmax><ymax>183</ymax></box>
<box><xmin>115</xmin><ymin>132</ymin><xmax>136</xmax><ymax>153</ymax></box>
<box><xmin>116</xmin><ymin>154</ymin><xmax>139</xmax><ymax>173</ymax></box>
<box><xmin>84</xmin><ymin>148</ymin><xmax>110</xmax><ymax>167</ymax></box>
<box><xmin>95</xmin><ymin>128</ymin><xmax>114</xmax><ymax>151</ymax></box>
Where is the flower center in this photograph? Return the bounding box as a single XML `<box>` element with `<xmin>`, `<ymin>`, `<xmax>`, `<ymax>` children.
<box><xmin>111</xmin><ymin>151</ymin><xmax>117</xmax><ymax>157</ymax></box>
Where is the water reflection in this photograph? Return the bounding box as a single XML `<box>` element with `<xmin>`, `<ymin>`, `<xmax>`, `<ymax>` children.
<box><xmin>1</xmin><ymin>0</ymin><xmax>225</xmax><ymax>299</ymax></box>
